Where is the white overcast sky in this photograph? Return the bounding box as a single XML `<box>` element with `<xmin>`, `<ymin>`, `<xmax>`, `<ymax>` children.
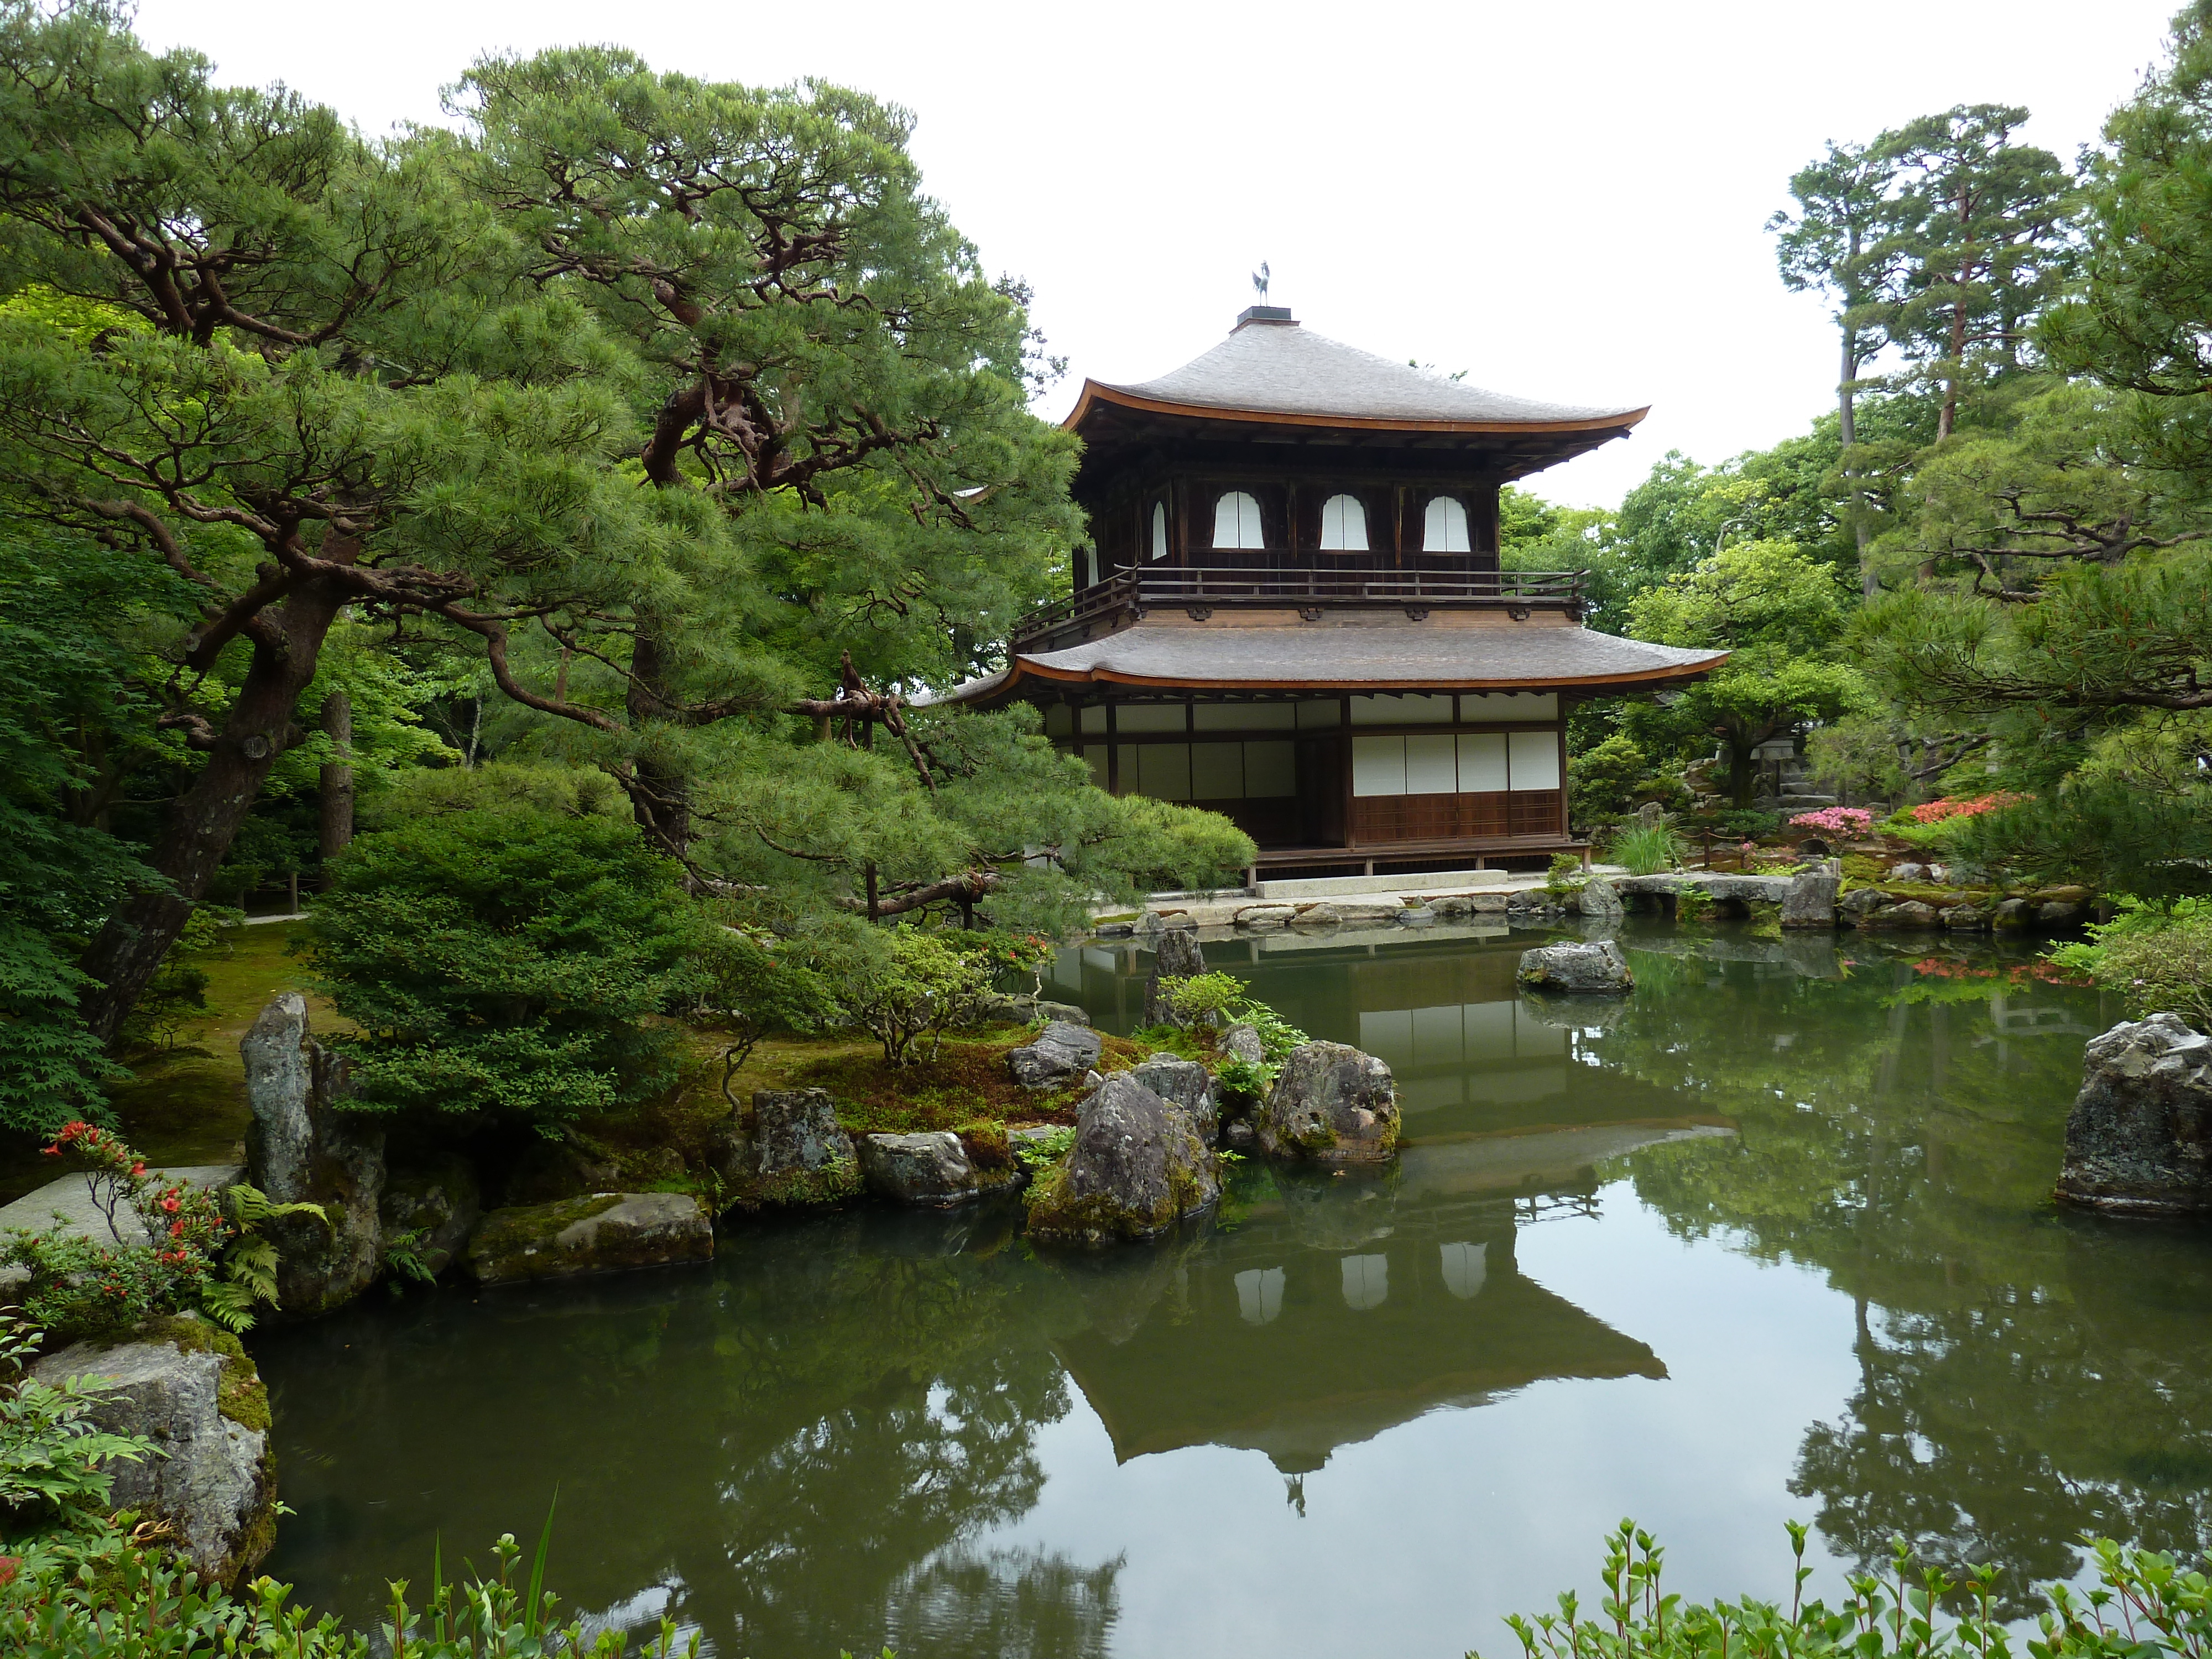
<box><xmin>134</xmin><ymin>0</ymin><xmax>2180</xmax><ymax>508</ymax></box>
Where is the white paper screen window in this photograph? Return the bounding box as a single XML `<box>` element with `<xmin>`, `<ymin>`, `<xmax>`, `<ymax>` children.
<box><xmin>1189</xmin><ymin>742</ymin><xmax>1243</xmax><ymax>801</ymax></box>
<box><xmin>1457</xmin><ymin>733</ymin><xmax>1509</xmax><ymax>792</ymax></box>
<box><xmin>1422</xmin><ymin>495</ymin><xmax>1472</xmax><ymax>552</ymax></box>
<box><xmin>1212</xmin><ymin>491</ymin><xmax>1265</xmax><ymax>549</ymax></box>
<box><xmin>1079</xmin><ymin>747</ymin><xmax>1107</xmax><ymax>789</ymax></box>
<box><xmin>1149</xmin><ymin>502</ymin><xmax>1167</xmax><ymax>560</ymax></box>
<box><xmin>1318</xmin><ymin>493</ymin><xmax>1368</xmax><ymax>551</ymax></box>
<box><xmin>1351</xmin><ymin>735</ymin><xmax>1406</xmax><ymax>797</ymax></box>
<box><xmin>1244</xmin><ymin>741</ymin><xmax>1296</xmax><ymax>797</ymax></box>
<box><xmin>1405</xmin><ymin>734</ymin><xmax>1458</xmax><ymax>794</ymax></box>
<box><xmin>1507</xmin><ymin>729</ymin><xmax>1562</xmax><ymax>790</ymax></box>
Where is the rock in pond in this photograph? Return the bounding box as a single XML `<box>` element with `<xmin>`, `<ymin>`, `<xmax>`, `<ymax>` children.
<box><xmin>1142</xmin><ymin>928</ymin><xmax>1206</xmax><ymax>1026</ymax></box>
<box><xmin>857</xmin><ymin>1131</ymin><xmax>1019</xmax><ymax>1207</ymax></box>
<box><xmin>242</xmin><ymin>993</ymin><xmax>384</xmax><ymax>1319</ymax></box>
<box><xmin>1782</xmin><ymin>870</ymin><xmax>1840</xmax><ymax>928</ymax></box>
<box><xmin>465</xmin><ymin>1192</ymin><xmax>712</xmax><ymax>1286</ymax></box>
<box><xmin>1291</xmin><ymin>901</ymin><xmax>1343</xmax><ymax>927</ymax></box>
<box><xmin>1129</xmin><ymin>1055</ymin><xmax>1219</xmax><ymax>1142</ymax></box>
<box><xmin>1025</xmin><ymin>1072</ymin><xmax>1219</xmax><ymax>1246</ymax></box>
<box><xmin>377</xmin><ymin>1151</ymin><xmax>482</xmax><ymax>1279</ymax></box>
<box><xmin>1838</xmin><ymin>886</ymin><xmax>1884</xmax><ymax>918</ymax></box>
<box><xmin>1006</xmin><ymin>1020</ymin><xmax>1104</xmax><ymax>1089</ymax></box>
<box><xmin>1517</xmin><ymin>939</ymin><xmax>1634</xmax><ymax>995</ymax></box>
<box><xmin>1575</xmin><ymin>877</ymin><xmax>1625</xmax><ymax>919</ymax></box>
<box><xmin>1864</xmin><ymin>900</ymin><xmax>1941</xmax><ymax>929</ymax></box>
<box><xmin>33</xmin><ymin>1318</ymin><xmax>275</xmax><ymax>1585</ymax></box>
<box><xmin>1993</xmin><ymin>897</ymin><xmax>2034</xmax><ymax>931</ymax></box>
<box><xmin>735</xmin><ymin>1087</ymin><xmax>862</xmax><ymax>1207</ymax></box>
<box><xmin>2055</xmin><ymin>1014</ymin><xmax>2212</xmax><ymax>1216</ymax></box>
<box><xmin>1255</xmin><ymin>1041</ymin><xmax>1400</xmax><ymax>1165</ymax></box>
<box><xmin>1235</xmin><ymin>903</ymin><xmax>1296</xmax><ymax>930</ymax></box>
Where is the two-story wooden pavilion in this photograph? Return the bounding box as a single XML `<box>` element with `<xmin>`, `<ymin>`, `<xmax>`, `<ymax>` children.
<box><xmin>947</xmin><ymin>307</ymin><xmax>1727</xmax><ymax>879</ymax></box>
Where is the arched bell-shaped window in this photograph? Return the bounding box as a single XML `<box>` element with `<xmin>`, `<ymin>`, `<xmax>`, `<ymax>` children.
<box><xmin>1422</xmin><ymin>494</ymin><xmax>1472</xmax><ymax>553</ymax></box>
<box><xmin>1212</xmin><ymin>490</ymin><xmax>1265</xmax><ymax>550</ymax></box>
<box><xmin>1150</xmin><ymin>502</ymin><xmax>1168</xmax><ymax>561</ymax></box>
<box><xmin>1318</xmin><ymin>493</ymin><xmax>1369</xmax><ymax>551</ymax></box>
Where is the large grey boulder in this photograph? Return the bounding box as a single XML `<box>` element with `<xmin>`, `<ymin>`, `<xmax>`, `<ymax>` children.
<box><xmin>1291</xmin><ymin>901</ymin><xmax>1343</xmax><ymax>927</ymax></box>
<box><xmin>377</xmin><ymin>1152</ymin><xmax>481</xmax><ymax>1279</ymax></box>
<box><xmin>465</xmin><ymin>1192</ymin><xmax>712</xmax><ymax>1285</ymax></box>
<box><xmin>1782</xmin><ymin>870</ymin><xmax>1840</xmax><ymax>929</ymax></box>
<box><xmin>1255</xmin><ymin>1041</ymin><xmax>1400</xmax><ymax>1165</ymax></box>
<box><xmin>2055</xmin><ymin>1014</ymin><xmax>2212</xmax><ymax>1216</ymax></box>
<box><xmin>242</xmin><ymin>994</ymin><xmax>382</xmax><ymax>1319</ymax></box>
<box><xmin>1575</xmin><ymin>877</ymin><xmax>1624</xmax><ymax>919</ymax></box>
<box><xmin>1006</xmin><ymin>1020</ymin><xmax>1104</xmax><ymax>1088</ymax></box>
<box><xmin>1234</xmin><ymin>904</ymin><xmax>1296</xmax><ymax>930</ymax></box>
<box><xmin>1142</xmin><ymin>929</ymin><xmax>1207</xmax><ymax>1026</ymax></box>
<box><xmin>1026</xmin><ymin>1073</ymin><xmax>1219</xmax><ymax>1245</ymax></box>
<box><xmin>1518</xmin><ymin>939</ymin><xmax>1634</xmax><ymax>995</ymax></box>
<box><xmin>1129</xmin><ymin>1055</ymin><xmax>1219</xmax><ymax>1141</ymax></box>
<box><xmin>1993</xmin><ymin>897</ymin><xmax>2034</xmax><ymax>931</ymax></box>
<box><xmin>740</xmin><ymin>1088</ymin><xmax>860</xmax><ymax>1206</ymax></box>
<box><xmin>857</xmin><ymin>1131</ymin><xmax>1019</xmax><ymax>1207</ymax></box>
<box><xmin>34</xmin><ymin>1321</ymin><xmax>275</xmax><ymax>1585</ymax></box>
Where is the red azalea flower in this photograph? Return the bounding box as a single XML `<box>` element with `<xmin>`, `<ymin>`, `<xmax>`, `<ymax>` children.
<box><xmin>161</xmin><ymin>1195</ymin><xmax>180</xmax><ymax>1213</ymax></box>
<box><xmin>129</xmin><ymin>1161</ymin><xmax>145</xmax><ymax>1175</ymax></box>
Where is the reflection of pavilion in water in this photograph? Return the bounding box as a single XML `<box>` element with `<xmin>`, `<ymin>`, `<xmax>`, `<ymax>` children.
<box><xmin>1047</xmin><ymin>926</ymin><xmax>1737</xmax><ymax>1478</ymax></box>
<box><xmin>1053</xmin><ymin>1168</ymin><xmax>1670</xmax><ymax>1478</ymax></box>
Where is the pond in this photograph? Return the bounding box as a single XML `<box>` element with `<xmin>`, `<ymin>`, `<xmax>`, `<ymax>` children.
<box><xmin>254</xmin><ymin>919</ymin><xmax>2212</xmax><ymax>1659</ymax></box>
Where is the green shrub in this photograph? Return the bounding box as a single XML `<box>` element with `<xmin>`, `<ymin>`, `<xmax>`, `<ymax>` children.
<box><xmin>1013</xmin><ymin>1124</ymin><xmax>1075</xmax><ymax>1172</ymax></box>
<box><xmin>1161</xmin><ymin>972</ymin><xmax>1246</xmax><ymax>1024</ymax></box>
<box><xmin>2047</xmin><ymin>897</ymin><xmax>2212</xmax><ymax>1029</ymax></box>
<box><xmin>1608</xmin><ymin>823</ymin><xmax>1683</xmax><ymax>876</ymax></box>
<box><xmin>0</xmin><ymin>1310</ymin><xmax>155</xmax><ymax>1530</ymax></box>
<box><xmin>690</xmin><ymin>924</ymin><xmax>835</xmax><ymax>1103</ymax></box>
<box><xmin>1486</xmin><ymin>1519</ymin><xmax>2211</xmax><ymax>1659</ymax></box>
<box><xmin>0</xmin><ymin>1124</ymin><xmax>321</xmax><ymax>1337</ymax></box>
<box><xmin>309</xmin><ymin>804</ymin><xmax>700</xmax><ymax>1130</ymax></box>
<box><xmin>1214</xmin><ymin>1053</ymin><xmax>1275</xmax><ymax>1104</ymax></box>
<box><xmin>828</xmin><ymin>928</ymin><xmax>995</xmax><ymax>1067</ymax></box>
<box><xmin>1228</xmin><ymin>999</ymin><xmax>1308</xmax><ymax>1063</ymax></box>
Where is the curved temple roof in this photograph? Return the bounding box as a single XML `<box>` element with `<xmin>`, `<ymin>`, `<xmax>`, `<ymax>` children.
<box><xmin>935</xmin><ymin>623</ymin><xmax>1725</xmax><ymax>705</ymax></box>
<box><xmin>1067</xmin><ymin>317</ymin><xmax>1648</xmax><ymax>436</ymax></box>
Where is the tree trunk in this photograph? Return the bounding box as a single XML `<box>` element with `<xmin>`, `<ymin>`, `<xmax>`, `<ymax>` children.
<box><xmin>318</xmin><ymin>689</ymin><xmax>353</xmax><ymax>881</ymax></box>
<box><xmin>625</xmin><ymin>626</ymin><xmax>692</xmax><ymax>863</ymax></box>
<box><xmin>1838</xmin><ymin>331</ymin><xmax>1877</xmax><ymax>599</ymax></box>
<box><xmin>78</xmin><ymin>575</ymin><xmax>349</xmax><ymax>1045</ymax></box>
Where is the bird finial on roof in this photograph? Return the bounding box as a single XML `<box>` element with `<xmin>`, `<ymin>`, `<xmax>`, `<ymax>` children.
<box><xmin>1251</xmin><ymin>262</ymin><xmax>1270</xmax><ymax>303</ymax></box>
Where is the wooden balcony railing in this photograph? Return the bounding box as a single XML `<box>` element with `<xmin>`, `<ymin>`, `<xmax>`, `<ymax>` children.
<box><xmin>1011</xmin><ymin>566</ymin><xmax>1584</xmax><ymax>649</ymax></box>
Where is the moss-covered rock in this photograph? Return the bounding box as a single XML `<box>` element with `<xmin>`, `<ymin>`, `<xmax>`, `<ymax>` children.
<box><xmin>463</xmin><ymin>1192</ymin><xmax>712</xmax><ymax>1286</ymax></box>
<box><xmin>1025</xmin><ymin>1072</ymin><xmax>1218</xmax><ymax>1247</ymax></box>
<box><xmin>721</xmin><ymin>1088</ymin><xmax>862</xmax><ymax>1211</ymax></box>
<box><xmin>31</xmin><ymin>1316</ymin><xmax>276</xmax><ymax>1586</ymax></box>
<box><xmin>1254</xmin><ymin>1041</ymin><xmax>1400</xmax><ymax>1165</ymax></box>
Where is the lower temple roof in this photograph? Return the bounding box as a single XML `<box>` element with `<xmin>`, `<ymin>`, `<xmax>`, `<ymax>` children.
<box><xmin>937</xmin><ymin>619</ymin><xmax>1726</xmax><ymax>703</ymax></box>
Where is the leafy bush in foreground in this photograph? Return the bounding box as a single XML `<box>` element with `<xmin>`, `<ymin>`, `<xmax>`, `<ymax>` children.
<box><xmin>2047</xmin><ymin>898</ymin><xmax>2212</xmax><ymax>1030</ymax></box>
<box><xmin>1481</xmin><ymin>1520</ymin><xmax>2212</xmax><ymax>1659</ymax></box>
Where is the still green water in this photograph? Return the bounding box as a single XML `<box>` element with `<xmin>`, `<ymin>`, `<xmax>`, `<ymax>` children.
<box><xmin>254</xmin><ymin>920</ymin><xmax>2212</xmax><ymax>1659</ymax></box>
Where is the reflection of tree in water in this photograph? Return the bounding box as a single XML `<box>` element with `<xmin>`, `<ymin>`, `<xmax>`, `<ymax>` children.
<box><xmin>262</xmin><ymin>1207</ymin><xmax>1122</xmax><ymax>1659</ymax></box>
<box><xmin>1585</xmin><ymin>938</ymin><xmax>2212</xmax><ymax>1608</ymax></box>
<box><xmin>883</xmin><ymin>1546</ymin><xmax>1121</xmax><ymax>1659</ymax></box>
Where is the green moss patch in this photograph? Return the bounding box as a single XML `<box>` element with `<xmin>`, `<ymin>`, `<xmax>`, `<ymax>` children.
<box><xmin>469</xmin><ymin>1193</ymin><xmax>622</xmax><ymax>1259</ymax></box>
<box><xmin>789</xmin><ymin>1028</ymin><xmax>1149</xmax><ymax>1134</ymax></box>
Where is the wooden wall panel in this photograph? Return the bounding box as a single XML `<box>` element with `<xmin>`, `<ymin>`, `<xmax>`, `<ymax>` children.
<box><xmin>1349</xmin><ymin>789</ymin><xmax>1564</xmax><ymax>843</ymax></box>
